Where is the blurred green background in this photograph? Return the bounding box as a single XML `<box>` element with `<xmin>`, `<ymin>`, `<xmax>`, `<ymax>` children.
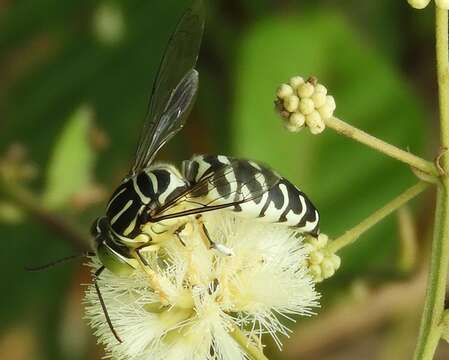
<box><xmin>0</xmin><ymin>0</ymin><xmax>447</xmax><ymax>359</ymax></box>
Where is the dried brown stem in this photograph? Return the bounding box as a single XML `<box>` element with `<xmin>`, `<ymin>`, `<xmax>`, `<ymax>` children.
<box><xmin>284</xmin><ymin>271</ymin><xmax>426</xmax><ymax>359</ymax></box>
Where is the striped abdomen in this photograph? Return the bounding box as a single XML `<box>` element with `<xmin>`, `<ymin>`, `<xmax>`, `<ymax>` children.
<box><xmin>182</xmin><ymin>154</ymin><xmax>320</xmax><ymax>235</ymax></box>
<box><xmin>106</xmin><ymin>164</ymin><xmax>189</xmax><ymax>238</ymax></box>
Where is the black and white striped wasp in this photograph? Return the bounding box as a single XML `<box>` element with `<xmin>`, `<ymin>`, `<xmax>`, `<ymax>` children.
<box><xmin>90</xmin><ymin>0</ymin><xmax>320</xmax><ymax>343</ymax></box>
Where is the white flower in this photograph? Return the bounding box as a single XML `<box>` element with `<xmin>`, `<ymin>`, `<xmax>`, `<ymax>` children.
<box><xmin>84</xmin><ymin>212</ymin><xmax>319</xmax><ymax>359</ymax></box>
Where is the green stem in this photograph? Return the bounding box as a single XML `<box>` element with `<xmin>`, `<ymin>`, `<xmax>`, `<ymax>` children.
<box><xmin>327</xmin><ymin>181</ymin><xmax>429</xmax><ymax>253</ymax></box>
<box><xmin>435</xmin><ymin>9</ymin><xmax>449</xmax><ymax>153</ymax></box>
<box><xmin>325</xmin><ymin>116</ymin><xmax>438</xmax><ymax>177</ymax></box>
<box><xmin>414</xmin><ymin>183</ymin><xmax>449</xmax><ymax>359</ymax></box>
<box><xmin>230</xmin><ymin>327</ymin><xmax>269</xmax><ymax>360</ymax></box>
<box><xmin>413</xmin><ymin>5</ymin><xmax>449</xmax><ymax>360</ymax></box>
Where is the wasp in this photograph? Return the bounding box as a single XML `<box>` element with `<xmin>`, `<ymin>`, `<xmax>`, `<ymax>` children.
<box><xmin>90</xmin><ymin>0</ymin><xmax>320</xmax><ymax>343</ymax></box>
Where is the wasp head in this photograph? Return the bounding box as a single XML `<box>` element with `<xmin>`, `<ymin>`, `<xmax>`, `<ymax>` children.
<box><xmin>90</xmin><ymin>216</ymin><xmax>138</xmax><ymax>276</ymax></box>
<box><xmin>90</xmin><ymin>216</ymin><xmax>112</xmax><ymax>247</ymax></box>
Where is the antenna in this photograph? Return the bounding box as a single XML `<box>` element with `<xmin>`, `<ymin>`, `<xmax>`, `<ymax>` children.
<box><xmin>25</xmin><ymin>252</ymin><xmax>95</xmax><ymax>272</ymax></box>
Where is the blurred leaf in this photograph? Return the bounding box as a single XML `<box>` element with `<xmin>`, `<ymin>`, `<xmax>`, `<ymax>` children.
<box><xmin>42</xmin><ymin>105</ymin><xmax>95</xmax><ymax>209</ymax></box>
<box><xmin>0</xmin><ymin>201</ymin><xmax>25</xmax><ymax>224</ymax></box>
<box><xmin>397</xmin><ymin>206</ymin><xmax>418</xmax><ymax>273</ymax></box>
<box><xmin>92</xmin><ymin>2</ymin><xmax>126</xmax><ymax>46</ymax></box>
<box><xmin>232</xmin><ymin>11</ymin><xmax>427</xmax><ymax>277</ymax></box>
<box><xmin>2</xmin><ymin>0</ymin><xmax>185</xmax><ymax>186</ymax></box>
<box><xmin>0</xmin><ymin>0</ymin><xmax>90</xmax><ymax>53</ymax></box>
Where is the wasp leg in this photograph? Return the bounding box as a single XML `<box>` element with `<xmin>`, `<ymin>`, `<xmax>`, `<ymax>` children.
<box><xmin>132</xmin><ymin>247</ymin><xmax>169</xmax><ymax>304</ymax></box>
<box><xmin>174</xmin><ymin>223</ymin><xmax>187</xmax><ymax>246</ymax></box>
<box><xmin>151</xmin><ymin>224</ymin><xmax>168</xmax><ymax>235</ymax></box>
<box><xmin>138</xmin><ymin>244</ymin><xmax>161</xmax><ymax>254</ymax></box>
<box><xmin>94</xmin><ymin>266</ymin><xmax>122</xmax><ymax>343</ymax></box>
<box><xmin>196</xmin><ymin>215</ymin><xmax>234</xmax><ymax>256</ymax></box>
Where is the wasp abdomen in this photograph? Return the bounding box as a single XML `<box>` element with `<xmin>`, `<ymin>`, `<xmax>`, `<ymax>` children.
<box><xmin>182</xmin><ymin>154</ymin><xmax>320</xmax><ymax>235</ymax></box>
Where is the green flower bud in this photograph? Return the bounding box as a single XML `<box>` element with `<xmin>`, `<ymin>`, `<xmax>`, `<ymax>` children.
<box><xmin>317</xmin><ymin>233</ymin><xmax>329</xmax><ymax>248</ymax></box>
<box><xmin>321</xmin><ymin>259</ymin><xmax>336</xmax><ymax>279</ymax></box>
<box><xmin>277</xmin><ymin>84</ymin><xmax>294</xmax><ymax>99</ymax></box>
<box><xmin>299</xmin><ymin>98</ymin><xmax>315</xmax><ymax>115</ymax></box>
<box><xmin>289</xmin><ymin>76</ymin><xmax>304</xmax><ymax>89</ymax></box>
<box><xmin>314</xmin><ymin>83</ymin><xmax>327</xmax><ymax>95</ymax></box>
<box><xmin>407</xmin><ymin>0</ymin><xmax>431</xmax><ymax>9</ymax></box>
<box><xmin>318</xmin><ymin>103</ymin><xmax>333</xmax><ymax>120</ymax></box>
<box><xmin>284</xmin><ymin>95</ymin><xmax>300</xmax><ymax>112</ymax></box>
<box><xmin>306</xmin><ymin>111</ymin><xmax>325</xmax><ymax>135</ymax></box>
<box><xmin>297</xmin><ymin>82</ymin><xmax>315</xmax><ymax>98</ymax></box>
<box><xmin>309</xmin><ymin>251</ymin><xmax>324</xmax><ymax>265</ymax></box>
<box><xmin>288</xmin><ymin>112</ymin><xmax>306</xmax><ymax>129</ymax></box>
<box><xmin>312</xmin><ymin>91</ymin><xmax>327</xmax><ymax>108</ymax></box>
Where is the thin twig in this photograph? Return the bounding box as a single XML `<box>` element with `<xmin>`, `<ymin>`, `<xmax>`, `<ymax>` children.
<box><xmin>324</xmin><ymin>116</ymin><xmax>438</xmax><ymax>177</ymax></box>
<box><xmin>327</xmin><ymin>181</ymin><xmax>429</xmax><ymax>254</ymax></box>
<box><xmin>1</xmin><ymin>179</ymin><xmax>90</xmax><ymax>252</ymax></box>
<box><xmin>284</xmin><ymin>271</ymin><xmax>426</xmax><ymax>359</ymax></box>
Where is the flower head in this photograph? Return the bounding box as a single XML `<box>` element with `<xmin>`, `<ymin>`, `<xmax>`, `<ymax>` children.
<box><xmin>85</xmin><ymin>212</ymin><xmax>319</xmax><ymax>359</ymax></box>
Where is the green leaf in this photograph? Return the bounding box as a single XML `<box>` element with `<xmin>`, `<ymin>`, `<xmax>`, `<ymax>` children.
<box><xmin>0</xmin><ymin>201</ymin><xmax>25</xmax><ymax>223</ymax></box>
<box><xmin>232</xmin><ymin>11</ymin><xmax>427</xmax><ymax>276</ymax></box>
<box><xmin>42</xmin><ymin>105</ymin><xmax>95</xmax><ymax>209</ymax></box>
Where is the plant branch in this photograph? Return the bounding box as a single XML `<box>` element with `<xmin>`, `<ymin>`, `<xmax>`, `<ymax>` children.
<box><xmin>436</xmin><ymin>10</ymin><xmax>449</xmax><ymax>156</ymax></box>
<box><xmin>327</xmin><ymin>181</ymin><xmax>429</xmax><ymax>253</ymax></box>
<box><xmin>230</xmin><ymin>327</ymin><xmax>269</xmax><ymax>360</ymax></box>
<box><xmin>413</xmin><ymin>5</ymin><xmax>449</xmax><ymax>359</ymax></box>
<box><xmin>1</xmin><ymin>179</ymin><xmax>90</xmax><ymax>252</ymax></box>
<box><xmin>324</xmin><ymin>116</ymin><xmax>438</xmax><ymax>177</ymax></box>
<box><xmin>413</xmin><ymin>183</ymin><xmax>448</xmax><ymax>359</ymax></box>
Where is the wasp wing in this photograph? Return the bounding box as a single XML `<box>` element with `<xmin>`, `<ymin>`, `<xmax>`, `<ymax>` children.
<box><xmin>131</xmin><ymin>1</ymin><xmax>204</xmax><ymax>175</ymax></box>
<box><xmin>149</xmin><ymin>162</ymin><xmax>281</xmax><ymax>222</ymax></box>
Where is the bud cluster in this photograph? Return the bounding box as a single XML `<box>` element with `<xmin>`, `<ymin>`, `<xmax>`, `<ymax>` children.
<box><xmin>275</xmin><ymin>76</ymin><xmax>335</xmax><ymax>134</ymax></box>
<box><xmin>303</xmin><ymin>233</ymin><xmax>341</xmax><ymax>283</ymax></box>
<box><xmin>407</xmin><ymin>0</ymin><xmax>449</xmax><ymax>9</ymax></box>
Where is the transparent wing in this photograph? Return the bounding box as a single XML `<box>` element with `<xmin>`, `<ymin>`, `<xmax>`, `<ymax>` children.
<box><xmin>148</xmin><ymin>162</ymin><xmax>281</xmax><ymax>222</ymax></box>
<box><xmin>131</xmin><ymin>0</ymin><xmax>204</xmax><ymax>175</ymax></box>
